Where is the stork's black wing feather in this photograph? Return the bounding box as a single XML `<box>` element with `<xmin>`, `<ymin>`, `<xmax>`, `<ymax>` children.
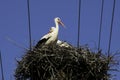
<box><xmin>35</xmin><ymin>38</ymin><xmax>50</xmax><ymax>48</ymax></box>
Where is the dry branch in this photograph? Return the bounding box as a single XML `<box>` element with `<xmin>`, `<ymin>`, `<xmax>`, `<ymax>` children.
<box><xmin>15</xmin><ymin>44</ymin><xmax>114</xmax><ymax>80</ymax></box>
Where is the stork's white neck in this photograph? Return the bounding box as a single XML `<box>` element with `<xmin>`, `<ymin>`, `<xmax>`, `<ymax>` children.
<box><xmin>55</xmin><ymin>20</ymin><xmax>59</xmax><ymax>32</ymax></box>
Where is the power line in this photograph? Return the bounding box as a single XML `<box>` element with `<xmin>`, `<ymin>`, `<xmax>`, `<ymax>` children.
<box><xmin>107</xmin><ymin>0</ymin><xmax>116</xmax><ymax>57</ymax></box>
<box><xmin>98</xmin><ymin>0</ymin><xmax>104</xmax><ymax>51</ymax></box>
<box><xmin>0</xmin><ymin>51</ymin><xmax>4</xmax><ymax>80</ymax></box>
<box><xmin>77</xmin><ymin>0</ymin><xmax>81</xmax><ymax>48</ymax></box>
<box><xmin>6</xmin><ymin>37</ymin><xmax>29</xmax><ymax>51</ymax></box>
<box><xmin>27</xmin><ymin>0</ymin><xmax>32</xmax><ymax>51</ymax></box>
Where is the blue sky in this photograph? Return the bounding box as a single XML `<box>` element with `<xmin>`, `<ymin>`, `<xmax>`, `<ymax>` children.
<box><xmin>0</xmin><ymin>0</ymin><xmax>120</xmax><ymax>80</ymax></box>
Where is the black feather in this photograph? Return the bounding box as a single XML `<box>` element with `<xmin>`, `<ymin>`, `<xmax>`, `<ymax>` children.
<box><xmin>35</xmin><ymin>38</ymin><xmax>50</xmax><ymax>48</ymax></box>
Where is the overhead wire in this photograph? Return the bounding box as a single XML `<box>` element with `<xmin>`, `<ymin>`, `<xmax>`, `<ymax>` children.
<box><xmin>27</xmin><ymin>0</ymin><xmax>32</xmax><ymax>51</ymax></box>
<box><xmin>0</xmin><ymin>51</ymin><xmax>4</xmax><ymax>80</ymax></box>
<box><xmin>107</xmin><ymin>0</ymin><xmax>116</xmax><ymax>57</ymax></box>
<box><xmin>77</xmin><ymin>0</ymin><xmax>81</xmax><ymax>48</ymax></box>
<box><xmin>98</xmin><ymin>0</ymin><xmax>104</xmax><ymax>51</ymax></box>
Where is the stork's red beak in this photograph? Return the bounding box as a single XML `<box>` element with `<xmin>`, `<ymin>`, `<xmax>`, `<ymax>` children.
<box><xmin>58</xmin><ymin>21</ymin><xmax>65</xmax><ymax>27</ymax></box>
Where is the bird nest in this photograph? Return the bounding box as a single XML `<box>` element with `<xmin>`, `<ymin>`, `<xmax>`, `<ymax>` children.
<box><xmin>15</xmin><ymin>44</ymin><xmax>113</xmax><ymax>80</ymax></box>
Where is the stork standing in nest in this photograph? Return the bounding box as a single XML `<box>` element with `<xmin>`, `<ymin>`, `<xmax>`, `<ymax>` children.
<box><xmin>35</xmin><ymin>17</ymin><xmax>65</xmax><ymax>48</ymax></box>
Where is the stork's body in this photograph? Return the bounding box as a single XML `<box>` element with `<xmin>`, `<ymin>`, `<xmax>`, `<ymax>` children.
<box><xmin>57</xmin><ymin>40</ymin><xmax>72</xmax><ymax>48</ymax></box>
<box><xmin>35</xmin><ymin>17</ymin><xmax>64</xmax><ymax>48</ymax></box>
<box><xmin>41</xmin><ymin>27</ymin><xmax>58</xmax><ymax>45</ymax></box>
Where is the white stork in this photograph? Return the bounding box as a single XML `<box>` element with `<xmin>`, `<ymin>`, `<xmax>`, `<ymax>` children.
<box><xmin>57</xmin><ymin>40</ymin><xmax>72</xmax><ymax>48</ymax></box>
<box><xmin>35</xmin><ymin>17</ymin><xmax>65</xmax><ymax>48</ymax></box>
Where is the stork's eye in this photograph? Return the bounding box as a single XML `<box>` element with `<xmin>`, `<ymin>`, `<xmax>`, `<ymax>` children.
<box><xmin>58</xmin><ymin>18</ymin><xmax>60</xmax><ymax>21</ymax></box>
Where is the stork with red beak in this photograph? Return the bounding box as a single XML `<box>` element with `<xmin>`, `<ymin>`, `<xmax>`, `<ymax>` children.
<box><xmin>35</xmin><ymin>17</ymin><xmax>65</xmax><ymax>48</ymax></box>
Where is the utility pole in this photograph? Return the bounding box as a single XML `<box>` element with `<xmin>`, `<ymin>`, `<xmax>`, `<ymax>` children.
<box><xmin>0</xmin><ymin>51</ymin><xmax>4</xmax><ymax>80</ymax></box>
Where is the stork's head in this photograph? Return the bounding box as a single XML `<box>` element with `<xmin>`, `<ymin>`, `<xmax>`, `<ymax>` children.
<box><xmin>54</xmin><ymin>17</ymin><xmax>65</xmax><ymax>27</ymax></box>
<box><xmin>49</xmin><ymin>27</ymin><xmax>55</xmax><ymax>33</ymax></box>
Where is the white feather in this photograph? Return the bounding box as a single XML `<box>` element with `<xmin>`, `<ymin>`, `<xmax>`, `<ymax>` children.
<box><xmin>37</xmin><ymin>17</ymin><xmax>64</xmax><ymax>46</ymax></box>
<box><xmin>57</xmin><ymin>40</ymin><xmax>71</xmax><ymax>47</ymax></box>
